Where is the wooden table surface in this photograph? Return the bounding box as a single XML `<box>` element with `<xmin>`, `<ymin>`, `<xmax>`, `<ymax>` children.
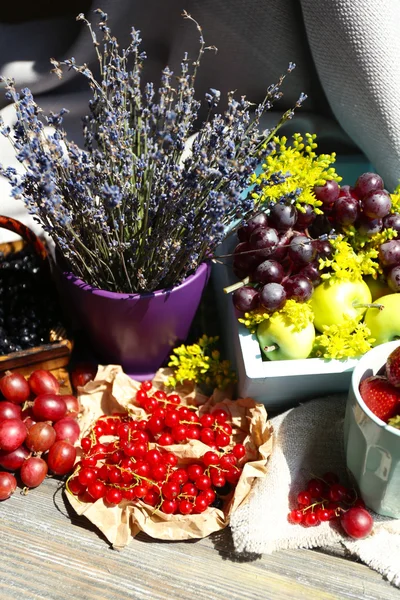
<box><xmin>0</xmin><ymin>475</ymin><xmax>398</xmax><ymax>600</ymax></box>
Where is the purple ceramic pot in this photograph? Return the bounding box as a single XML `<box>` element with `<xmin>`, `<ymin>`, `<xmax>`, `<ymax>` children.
<box><xmin>58</xmin><ymin>262</ymin><xmax>211</xmax><ymax>380</ymax></box>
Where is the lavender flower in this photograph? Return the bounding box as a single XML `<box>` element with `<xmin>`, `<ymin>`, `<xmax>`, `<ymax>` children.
<box><xmin>0</xmin><ymin>12</ymin><xmax>305</xmax><ymax>293</ymax></box>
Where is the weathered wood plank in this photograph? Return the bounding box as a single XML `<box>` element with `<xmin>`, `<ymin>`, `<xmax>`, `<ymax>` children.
<box><xmin>0</xmin><ymin>477</ymin><xmax>397</xmax><ymax>600</ymax></box>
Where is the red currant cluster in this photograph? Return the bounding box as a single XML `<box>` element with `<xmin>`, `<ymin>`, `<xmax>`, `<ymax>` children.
<box><xmin>288</xmin><ymin>472</ymin><xmax>374</xmax><ymax>539</ymax></box>
<box><xmin>68</xmin><ymin>381</ymin><xmax>247</xmax><ymax>515</ymax></box>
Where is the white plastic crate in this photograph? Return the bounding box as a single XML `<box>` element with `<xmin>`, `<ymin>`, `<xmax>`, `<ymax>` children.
<box><xmin>212</xmin><ymin>235</ymin><xmax>359</xmax><ymax>411</ymax></box>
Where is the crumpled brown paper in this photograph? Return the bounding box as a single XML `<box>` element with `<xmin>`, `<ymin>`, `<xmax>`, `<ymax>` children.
<box><xmin>67</xmin><ymin>365</ymin><xmax>273</xmax><ymax>549</ymax></box>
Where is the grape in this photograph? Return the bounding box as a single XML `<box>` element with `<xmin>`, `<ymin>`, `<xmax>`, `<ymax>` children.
<box><xmin>313</xmin><ymin>239</ymin><xmax>333</xmax><ymax>259</ymax></box>
<box><xmin>357</xmin><ymin>216</ymin><xmax>383</xmax><ymax>237</ymax></box>
<box><xmin>0</xmin><ymin>401</ymin><xmax>22</xmax><ymax>422</ymax></box>
<box><xmin>268</xmin><ymin>233</ymin><xmax>289</xmax><ymax>261</ymax></box>
<box><xmin>47</xmin><ymin>440</ymin><xmax>76</xmax><ymax>475</ymax></box>
<box><xmin>362</xmin><ymin>190</ymin><xmax>391</xmax><ymax>219</ymax></box>
<box><xmin>295</xmin><ymin>204</ymin><xmax>316</xmax><ymax>229</ymax></box>
<box><xmin>25</xmin><ymin>422</ymin><xmax>57</xmax><ymax>453</ymax></box>
<box><xmin>288</xmin><ymin>235</ymin><xmax>316</xmax><ymax>264</ymax></box>
<box><xmin>62</xmin><ymin>395</ymin><xmax>80</xmax><ymax>418</ymax></box>
<box><xmin>340</xmin><ymin>507</ymin><xmax>373</xmax><ymax>539</ymax></box>
<box><xmin>0</xmin><ymin>418</ymin><xmax>27</xmax><ymax>452</ymax></box>
<box><xmin>259</xmin><ymin>283</ymin><xmax>286</xmax><ymax>312</ymax></box>
<box><xmin>354</xmin><ymin>172</ymin><xmax>384</xmax><ymax>198</ymax></box>
<box><xmin>308</xmin><ymin>214</ymin><xmax>333</xmax><ymax>237</ymax></box>
<box><xmin>338</xmin><ymin>185</ymin><xmax>359</xmax><ymax>200</ymax></box>
<box><xmin>20</xmin><ymin>457</ymin><xmax>48</xmax><ymax>488</ymax></box>
<box><xmin>233</xmin><ymin>242</ymin><xmax>260</xmax><ymax>276</ymax></box>
<box><xmin>244</xmin><ymin>212</ymin><xmax>268</xmax><ymax>235</ymax></box>
<box><xmin>0</xmin><ymin>372</ymin><xmax>30</xmax><ymax>405</ymax></box>
<box><xmin>0</xmin><ymin>445</ymin><xmax>29</xmax><ymax>471</ymax></box>
<box><xmin>252</xmin><ymin>260</ymin><xmax>285</xmax><ymax>284</ymax></box>
<box><xmin>383</xmin><ymin>212</ymin><xmax>400</xmax><ymax>233</ymax></box>
<box><xmin>313</xmin><ymin>180</ymin><xmax>339</xmax><ymax>206</ymax></box>
<box><xmin>28</xmin><ymin>369</ymin><xmax>60</xmax><ymax>396</ymax></box>
<box><xmin>332</xmin><ymin>196</ymin><xmax>359</xmax><ymax>226</ymax></box>
<box><xmin>0</xmin><ymin>471</ymin><xmax>17</xmax><ymax>500</ymax></box>
<box><xmin>378</xmin><ymin>240</ymin><xmax>400</xmax><ymax>267</ymax></box>
<box><xmin>284</xmin><ymin>275</ymin><xmax>313</xmax><ymax>302</ymax></box>
<box><xmin>32</xmin><ymin>394</ymin><xmax>67</xmax><ymax>422</ymax></box>
<box><xmin>232</xmin><ymin>287</ymin><xmax>259</xmax><ymax>312</ymax></box>
<box><xmin>249</xmin><ymin>227</ymin><xmax>279</xmax><ymax>258</ymax></box>
<box><xmin>298</xmin><ymin>262</ymin><xmax>322</xmax><ymax>286</ymax></box>
<box><xmin>387</xmin><ymin>265</ymin><xmax>400</xmax><ymax>292</ymax></box>
<box><xmin>53</xmin><ymin>418</ymin><xmax>80</xmax><ymax>444</ymax></box>
<box><xmin>269</xmin><ymin>204</ymin><xmax>297</xmax><ymax>231</ymax></box>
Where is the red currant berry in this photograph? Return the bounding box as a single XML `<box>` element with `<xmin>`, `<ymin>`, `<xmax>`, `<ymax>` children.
<box><xmin>167</xmin><ymin>394</ymin><xmax>181</xmax><ymax>405</ymax></box>
<box><xmin>105</xmin><ymin>487</ymin><xmax>123</xmax><ymax>505</ymax></box>
<box><xmin>87</xmin><ymin>480</ymin><xmax>107</xmax><ymax>500</ymax></box>
<box><xmin>135</xmin><ymin>390</ymin><xmax>148</xmax><ymax>406</ymax></box>
<box><xmin>110</xmin><ymin>450</ymin><xmax>125</xmax><ymax>464</ymax></box>
<box><xmin>171</xmin><ymin>424</ymin><xmax>187</xmax><ymax>443</ymax></box>
<box><xmin>78</xmin><ymin>467</ymin><xmax>97</xmax><ymax>487</ymax></box>
<box><xmin>68</xmin><ymin>477</ymin><xmax>85</xmax><ymax>496</ymax></box>
<box><xmin>145</xmin><ymin>449</ymin><xmax>163</xmax><ymax>465</ymax></box>
<box><xmin>181</xmin><ymin>482</ymin><xmax>197</xmax><ymax>497</ymax></box>
<box><xmin>297</xmin><ymin>491</ymin><xmax>312</xmax><ymax>506</ymax></box>
<box><xmin>123</xmin><ymin>488</ymin><xmax>137</xmax><ymax>502</ymax></box>
<box><xmin>108</xmin><ymin>467</ymin><xmax>122</xmax><ymax>484</ymax></box>
<box><xmin>81</xmin><ymin>456</ymin><xmax>97</xmax><ymax>468</ymax></box>
<box><xmin>153</xmin><ymin>407</ymin><xmax>166</xmax><ymax>419</ymax></box>
<box><xmin>162</xmin><ymin>481</ymin><xmax>180</xmax><ymax>500</ymax></box>
<box><xmin>307</xmin><ymin>478</ymin><xmax>325</xmax><ymax>499</ymax></box>
<box><xmin>215</xmin><ymin>432</ymin><xmax>230</xmax><ymax>447</ymax></box>
<box><xmin>170</xmin><ymin>468</ymin><xmax>189</xmax><ymax>485</ymax></box>
<box><xmin>81</xmin><ymin>437</ymin><xmax>92</xmax><ymax>452</ymax></box>
<box><xmin>97</xmin><ymin>464</ymin><xmax>109</xmax><ymax>481</ymax></box>
<box><xmin>158</xmin><ymin>433</ymin><xmax>174</xmax><ymax>446</ymax></box>
<box><xmin>202</xmin><ymin>488</ymin><xmax>216</xmax><ymax>504</ymax></box>
<box><xmin>179</xmin><ymin>500</ymin><xmax>193</xmax><ymax>515</ymax></box>
<box><xmin>203</xmin><ymin>451</ymin><xmax>220</xmax><ymax>467</ymax></box>
<box><xmin>211</xmin><ymin>471</ymin><xmax>226</xmax><ymax>488</ymax></box>
<box><xmin>140</xmin><ymin>380</ymin><xmax>153</xmax><ymax>392</ymax></box>
<box><xmin>187</xmin><ymin>464</ymin><xmax>204</xmax><ymax>481</ymax></box>
<box><xmin>288</xmin><ymin>509</ymin><xmax>303</xmax><ymax>524</ymax></box>
<box><xmin>232</xmin><ymin>444</ymin><xmax>246</xmax><ymax>459</ymax></box>
<box><xmin>161</xmin><ymin>499</ymin><xmax>178</xmax><ymax>514</ymax></box>
<box><xmin>133</xmin><ymin>461</ymin><xmax>151</xmax><ymax>478</ymax></box>
<box><xmin>154</xmin><ymin>390</ymin><xmax>167</xmax><ymax>401</ymax></box>
<box><xmin>316</xmin><ymin>508</ymin><xmax>331</xmax><ymax>522</ymax></box>
<box><xmin>225</xmin><ymin>466</ymin><xmax>241</xmax><ymax>484</ymax></box>
<box><xmin>144</xmin><ymin>398</ymin><xmax>158</xmax><ymax>413</ymax></box>
<box><xmin>219</xmin><ymin>454</ymin><xmax>237</xmax><ymax>468</ymax></box>
<box><xmin>193</xmin><ymin>495</ymin><xmax>209</xmax><ymax>513</ymax></box>
<box><xmin>200</xmin><ymin>428</ymin><xmax>215</xmax><ymax>445</ymax></box>
<box><xmin>303</xmin><ymin>512</ymin><xmax>319</xmax><ymax>527</ymax></box>
<box><xmin>117</xmin><ymin>423</ymin><xmax>130</xmax><ymax>440</ymax></box>
<box><xmin>147</xmin><ymin>416</ymin><xmax>165</xmax><ymax>435</ymax></box>
<box><xmin>91</xmin><ymin>443</ymin><xmax>108</xmax><ymax>459</ymax></box>
<box><xmin>328</xmin><ymin>484</ymin><xmax>348</xmax><ymax>503</ymax></box>
<box><xmin>134</xmin><ymin>484</ymin><xmax>147</xmax><ymax>499</ymax></box>
<box><xmin>186</xmin><ymin>426</ymin><xmax>201</xmax><ymax>440</ymax></box>
<box><xmin>200</xmin><ymin>413</ymin><xmax>215</xmax><ymax>428</ymax></box>
<box><xmin>195</xmin><ymin>475</ymin><xmax>212</xmax><ymax>491</ymax></box>
<box><xmin>143</xmin><ymin>490</ymin><xmax>160</xmax><ymax>507</ymax></box>
<box><xmin>163</xmin><ymin>452</ymin><xmax>178</xmax><ymax>467</ymax></box>
<box><xmin>340</xmin><ymin>507</ymin><xmax>373</xmax><ymax>539</ymax></box>
<box><xmin>165</xmin><ymin>410</ymin><xmax>179</xmax><ymax>428</ymax></box>
<box><xmin>121</xmin><ymin>469</ymin><xmax>134</xmax><ymax>484</ymax></box>
<box><xmin>152</xmin><ymin>464</ymin><xmax>167</xmax><ymax>481</ymax></box>
<box><xmin>212</xmin><ymin>409</ymin><xmax>229</xmax><ymax>422</ymax></box>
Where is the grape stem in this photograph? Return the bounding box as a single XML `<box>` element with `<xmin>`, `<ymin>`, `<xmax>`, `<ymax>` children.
<box><xmin>264</xmin><ymin>344</ymin><xmax>277</xmax><ymax>352</ymax></box>
<box><xmin>352</xmin><ymin>302</ymin><xmax>384</xmax><ymax>311</ymax></box>
<box><xmin>223</xmin><ymin>277</ymin><xmax>250</xmax><ymax>294</ymax></box>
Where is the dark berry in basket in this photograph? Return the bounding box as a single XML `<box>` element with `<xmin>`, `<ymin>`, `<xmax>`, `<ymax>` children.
<box><xmin>0</xmin><ymin>245</ymin><xmax>64</xmax><ymax>354</ymax></box>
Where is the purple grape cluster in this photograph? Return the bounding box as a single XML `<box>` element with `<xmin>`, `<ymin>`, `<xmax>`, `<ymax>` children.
<box><xmin>231</xmin><ymin>208</ymin><xmax>332</xmax><ymax>314</ymax></box>
<box><xmin>313</xmin><ymin>172</ymin><xmax>400</xmax><ymax>293</ymax></box>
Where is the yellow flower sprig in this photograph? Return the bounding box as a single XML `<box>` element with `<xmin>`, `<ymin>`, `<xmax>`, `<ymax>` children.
<box><xmin>239</xmin><ymin>299</ymin><xmax>314</xmax><ymax>334</ymax></box>
<box><xmin>251</xmin><ymin>133</ymin><xmax>341</xmax><ymax>214</ymax></box>
<box><xmin>319</xmin><ymin>235</ymin><xmax>382</xmax><ymax>281</ymax></box>
<box><xmin>166</xmin><ymin>334</ymin><xmax>237</xmax><ymax>390</ymax></box>
<box><xmin>312</xmin><ymin>316</ymin><xmax>375</xmax><ymax>360</ymax></box>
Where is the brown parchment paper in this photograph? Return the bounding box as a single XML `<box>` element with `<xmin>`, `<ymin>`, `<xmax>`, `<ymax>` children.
<box><xmin>67</xmin><ymin>364</ymin><xmax>273</xmax><ymax>549</ymax></box>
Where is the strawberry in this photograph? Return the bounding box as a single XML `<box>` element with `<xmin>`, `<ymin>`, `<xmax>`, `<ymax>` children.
<box><xmin>385</xmin><ymin>345</ymin><xmax>400</xmax><ymax>388</ymax></box>
<box><xmin>359</xmin><ymin>376</ymin><xmax>400</xmax><ymax>422</ymax></box>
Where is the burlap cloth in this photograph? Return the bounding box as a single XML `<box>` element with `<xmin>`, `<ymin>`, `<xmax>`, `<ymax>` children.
<box><xmin>230</xmin><ymin>395</ymin><xmax>400</xmax><ymax>587</ymax></box>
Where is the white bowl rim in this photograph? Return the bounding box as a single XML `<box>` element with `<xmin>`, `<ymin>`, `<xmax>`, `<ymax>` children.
<box><xmin>351</xmin><ymin>340</ymin><xmax>400</xmax><ymax>437</ymax></box>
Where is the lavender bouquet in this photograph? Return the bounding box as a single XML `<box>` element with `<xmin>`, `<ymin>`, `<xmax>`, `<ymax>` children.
<box><xmin>0</xmin><ymin>10</ymin><xmax>305</xmax><ymax>294</ymax></box>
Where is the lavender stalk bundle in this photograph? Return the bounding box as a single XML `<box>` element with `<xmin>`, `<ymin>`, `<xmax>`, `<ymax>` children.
<box><xmin>0</xmin><ymin>11</ymin><xmax>306</xmax><ymax>293</ymax></box>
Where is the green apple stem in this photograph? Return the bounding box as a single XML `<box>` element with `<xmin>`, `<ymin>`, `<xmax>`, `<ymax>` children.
<box><xmin>224</xmin><ymin>277</ymin><xmax>250</xmax><ymax>294</ymax></box>
<box><xmin>352</xmin><ymin>302</ymin><xmax>384</xmax><ymax>311</ymax></box>
<box><xmin>264</xmin><ymin>344</ymin><xmax>278</xmax><ymax>353</ymax></box>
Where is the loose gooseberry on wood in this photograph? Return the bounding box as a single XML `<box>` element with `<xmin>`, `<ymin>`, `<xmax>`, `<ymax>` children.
<box><xmin>0</xmin><ymin>372</ymin><xmax>30</xmax><ymax>404</ymax></box>
<box><xmin>20</xmin><ymin>457</ymin><xmax>48</xmax><ymax>488</ymax></box>
<box><xmin>0</xmin><ymin>471</ymin><xmax>17</xmax><ymax>500</ymax></box>
<box><xmin>0</xmin><ymin>418</ymin><xmax>27</xmax><ymax>452</ymax></box>
<box><xmin>46</xmin><ymin>440</ymin><xmax>76</xmax><ymax>475</ymax></box>
<box><xmin>340</xmin><ymin>507</ymin><xmax>374</xmax><ymax>539</ymax></box>
<box><xmin>25</xmin><ymin>422</ymin><xmax>57</xmax><ymax>453</ymax></box>
<box><xmin>0</xmin><ymin>401</ymin><xmax>22</xmax><ymax>422</ymax></box>
<box><xmin>53</xmin><ymin>418</ymin><xmax>80</xmax><ymax>444</ymax></box>
<box><xmin>0</xmin><ymin>445</ymin><xmax>29</xmax><ymax>471</ymax></box>
<box><xmin>28</xmin><ymin>369</ymin><xmax>60</xmax><ymax>396</ymax></box>
<box><xmin>32</xmin><ymin>394</ymin><xmax>67</xmax><ymax>422</ymax></box>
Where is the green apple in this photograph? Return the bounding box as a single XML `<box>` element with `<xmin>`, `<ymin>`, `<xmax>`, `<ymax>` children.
<box><xmin>364</xmin><ymin>275</ymin><xmax>392</xmax><ymax>302</ymax></box>
<box><xmin>364</xmin><ymin>293</ymin><xmax>400</xmax><ymax>345</ymax></box>
<box><xmin>257</xmin><ymin>313</ymin><xmax>315</xmax><ymax>361</ymax></box>
<box><xmin>310</xmin><ymin>278</ymin><xmax>372</xmax><ymax>332</ymax></box>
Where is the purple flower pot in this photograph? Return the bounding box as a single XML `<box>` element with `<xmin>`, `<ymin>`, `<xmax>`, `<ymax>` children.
<box><xmin>58</xmin><ymin>262</ymin><xmax>211</xmax><ymax>380</ymax></box>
